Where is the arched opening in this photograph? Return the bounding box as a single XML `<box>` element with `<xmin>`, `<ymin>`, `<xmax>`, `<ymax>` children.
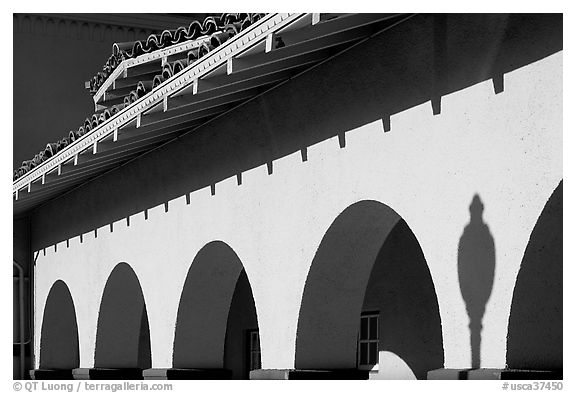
<box><xmin>37</xmin><ymin>280</ymin><xmax>79</xmax><ymax>379</ymax></box>
<box><xmin>172</xmin><ymin>241</ymin><xmax>259</xmax><ymax>379</ymax></box>
<box><xmin>507</xmin><ymin>181</ymin><xmax>562</xmax><ymax>373</ymax></box>
<box><xmin>375</xmin><ymin>351</ymin><xmax>417</xmax><ymax>380</ymax></box>
<box><xmin>295</xmin><ymin>200</ymin><xmax>443</xmax><ymax>379</ymax></box>
<box><xmin>94</xmin><ymin>263</ymin><xmax>151</xmax><ymax>379</ymax></box>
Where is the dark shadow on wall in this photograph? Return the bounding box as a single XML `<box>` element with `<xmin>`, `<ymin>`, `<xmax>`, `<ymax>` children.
<box><xmin>507</xmin><ymin>181</ymin><xmax>562</xmax><ymax>372</ymax></box>
<box><xmin>457</xmin><ymin>194</ymin><xmax>495</xmax><ymax>369</ymax></box>
<box><xmin>13</xmin><ymin>216</ymin><xmax>32</xmax><ymax>380</ymax></box>
<box><xmin>31</xmin><ymin>14</ymin><xmax>563</xmax><ymax>250</ymax></box>
<box><xmin>295</xmin><ymin>201</ymin><xmax>400</xmax><ymax>370</ymax></box>
<box><xmin>173</xmin><ymin>241</ymin><xmax>258</xmax><ymax>378</ymax></box>
<box><xmin>224</xmin><ymin>270</ymin><xmax>259</xmax><ymax>379</ymax></box>
<box><xmin>362</xmin><ymin>219</ymin><xmax>444</xmax><ymax>379</ymax></box>
<box><xmin>94</xmin><ymin>263</ymin><xmax>151</xmax><ymax>370</ymax></box>
<box><xmin>295</xmin><ymin>200</ymin><xmax>443</xmax><ymax>376</ymax></box>
<box><xmin>39</xmin><ymin>280</ymin><xmax>79</xmax><ymax>370</ymax></box>
<box><xmin>138</xmin><ymin>305</ymin><xmax>152</xmax><ymax>370</ymax></box>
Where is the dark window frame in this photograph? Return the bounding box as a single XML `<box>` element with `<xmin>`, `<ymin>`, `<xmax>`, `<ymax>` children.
<box><xmin>358</xmin><ymin>311</ymin><xmax>379</xmax><ymax>370</ymax></box>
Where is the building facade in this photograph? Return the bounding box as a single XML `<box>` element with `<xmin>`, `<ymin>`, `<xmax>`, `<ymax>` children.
<box><xmin>13</xmin><ymin>13</ymin><xmax>562</xmax><ymax>380</ymax></box>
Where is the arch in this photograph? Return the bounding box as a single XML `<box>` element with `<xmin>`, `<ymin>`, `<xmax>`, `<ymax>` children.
<box><xmin>33</xmin><ymin>16</ymin><xmax>44</xmax><ymax>35</ymax></box>
<box><xmin>94</xmin><ymin>263</ymin><xmax>151</xmax><ymax>370</ymax></box>
<box><xmin>80</xmin><ymin>23</ymin><xmax>90</xmax><ymax>41</ymax></box>
<box><xmin>39</xmin><ymin>280</ymin><xmax>79</xmax><ymax>370</ymax></box>
<box><xmin>295</xmin><ymin>200</ymin><xmax>443</xmax><ymax>378</ymax></box>
<box><xmin>57</xmin><ymin>20</ymin><xmax>67</xmax><ymax>38</ymax></box>
<box><xmin>506</xmin><ymin>181</ymin><xmax>562</xmax><ymax>371</ymax></box>
<box><xmin>104</xmin><ymin>26</ymin><xmax>113</xmax><ymax>42</ymax></box>
<box><xmin>373</xmin><ymin>351</ymin><xmax>417</xmax><ymax>380</ymax></box>
<box><xmin>68</xmin><ymin>21</ymin><xmax>79</xmax><ymax>40</ymax></box>
<box><xmin>173</xmin><ymin>241</ymin><xmax>259</xmax><ymax>379</ymax></box>
<box><xmin>92</xmin><ymin>24</ymin><xmax>102</xmax><ymax>42</ymax></box>
<box><xmin>45</xmin><ymin>18</ymin><xmax>56</xmax><ymax>37</ymax></box>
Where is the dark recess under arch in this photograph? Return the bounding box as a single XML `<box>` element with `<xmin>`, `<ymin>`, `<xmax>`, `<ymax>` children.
<box><xmin>507</xmin><ymin>181</ymin><xmax>562</xmax><ymax>373</ymax></box>
<box><xmin>172</xmin><ymin>241</ymin><xmax>259</xmax><ymax>379</ymax></box>
<box><xmin>93</xmin><ymin>262</ymin><xmax>151</xmax><ymax>379</ymax></box>
<box><xmin>294</xmin><ymin>200</ymin><xmax>443</xmax><ymax>379</ymax></box>
<box><xmin>36</xmin><ymin>280</ymin><xmax>79</xmax><ymax>379</ymax></box>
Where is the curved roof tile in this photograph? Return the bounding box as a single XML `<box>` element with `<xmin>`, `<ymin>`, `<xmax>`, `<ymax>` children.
<box><xmin>87</xmin><ymin>13</ymin><xmax>265</xmax><ymax>95</ymax></box>
<box><xmin>14</xmin><ymin>100</ymin><xmax>128</xmax><ymax>180</ymax></box>
<box><xmin>14</xmin><ymin>13</ymin><xmax>266</xmax><ymax>181</ymax></box>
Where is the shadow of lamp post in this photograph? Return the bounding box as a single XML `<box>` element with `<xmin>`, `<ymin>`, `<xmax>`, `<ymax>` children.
<box><xmin>458</xmin><ymin>194</ymin><xmax>495</xmax><ymax>369</ymax></box>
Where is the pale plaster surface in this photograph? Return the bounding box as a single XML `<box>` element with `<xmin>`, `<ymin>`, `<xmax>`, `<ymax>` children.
<box><xmin>34</xmin><ymin>52</ymin><xmax>562</xmax><ymax>371</ymax></box>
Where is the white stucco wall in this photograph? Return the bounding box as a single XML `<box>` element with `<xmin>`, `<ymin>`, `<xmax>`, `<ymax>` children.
<box><xmin>34</xmin><ymin>51</ymin><xmax>562</xmax><ymax>372</ymax></box>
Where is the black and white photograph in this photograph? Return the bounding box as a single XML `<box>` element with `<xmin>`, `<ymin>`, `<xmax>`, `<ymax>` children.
<box><xmin>10</xmin><ymin>6</ymin><xmax>567</xmax><ymax>391</ymax></box>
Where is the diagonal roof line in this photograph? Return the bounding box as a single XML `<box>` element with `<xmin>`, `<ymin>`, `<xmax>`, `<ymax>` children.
<box><xmin>91</xmin><ymin>36</ymin><xmax>214</xmax><ymax>106</ymax></box>
<box><xmin>86</xmin><ymin>13</ymin><xmax>262</xmax><ymax>97</ymax></box>
<box><xmin>13</xmin><ymin>13</ymin><xmax>305</xmax><ymax>195</ymax></box>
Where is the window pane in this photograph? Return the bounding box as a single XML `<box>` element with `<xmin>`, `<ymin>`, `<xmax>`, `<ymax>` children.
<box><xmin>251</xmin><ymin>353</ymin><xmax>261</xmax><ymax>370</ymax></box>
<box><xmin>360</xmin><ymin>317</ymin><xmax>368</xmax><ymax>340</ymax></box>
<box><xmin>369</xmin><ymin>317</ymin><xmax>378</xmax><ymax>340</ymax></box>
<box><xmin>248</xmin><ymin>330</ymin><xmax>261</xmax><ymax>371</ymax></box>
<box><xmin>369</xmin><ymin>343</ymin><xmax>378</xmax><ymax>365</ymax></box>
<box><xmin>360</xmin><ymin>342</ymin><xmax>368</xmax><ymax>365</ymax></box>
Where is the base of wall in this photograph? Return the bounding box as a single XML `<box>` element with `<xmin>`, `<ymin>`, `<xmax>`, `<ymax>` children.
<box><xmin>427</xmin><ymin>368</ymin><xmax>563</xmax><ymax>380</ymax></box>
<box><xmin>143</xmin><ymin>368</ymin><xmax>232</xmax><ymax>380</ymax></box>
<box><xmin>30</xmin><ymin>369</ymin><xmax>74</xmax><ymax>380</ymax></box>
<box><xmin>250</xmin><ymin>369</ymin><xmax>369</xmax><ymax>380</ymax></box>
<box><xmin>72</xmin><ymin>368</ymin><xmax>144</xmax><ymax>380</ymax></box>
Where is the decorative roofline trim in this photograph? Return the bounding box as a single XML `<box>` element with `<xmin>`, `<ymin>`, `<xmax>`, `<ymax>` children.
<box><xmin>13</xmin><ymin>13</ymin><xmax>305</xmax><ymax>195</ymax></box>
<box><xmin>92</xmin><ymin>35</ymin><xmax>213</xmax><ymax>105</ymax></box>
<box><xmin>13</xmin><ymin>13</ymin><xmax>157</xmax><ymax>43</ymax></box>
<box><xmin>19</xmin><ymin>13</ymin><xmax>196</xmax><ymax>33</ymax></box>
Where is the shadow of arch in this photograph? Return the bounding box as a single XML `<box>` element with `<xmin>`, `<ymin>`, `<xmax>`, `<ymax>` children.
<box><xmin>363</xmin><ymin>218</ymin><xmax>444</xmax><ymax>379</ymax></box>
<box><xmin>295</xmin><ymin>200</ymin><xmax>443</xmax><ymax>378</ymax></box>
<box><xmin>94</xmin><ymin>263</ymin><xmax>151</xmax><ymax>371</ymax></box>
<box><xmin>39</xmin><ymin>280</ymin><xmax>79</xmax><ymax>371</ymax></box>
<box><xmin>507</xmin><ymin>181</ymin><xmax>562</xmax><ymax>371</ymax></box>
<box><xmin>173</xmin><ymin>241</ymin><xmax>259</xmax><ymax>379</ymax></box>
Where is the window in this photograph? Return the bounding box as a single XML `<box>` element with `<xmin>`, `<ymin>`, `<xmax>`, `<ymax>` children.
<box><xmin>248</xmin><ymin>329</ymin><xmax>261</xmax><ymax>372</ymax></box>
<box><xmin>358</xmin><ymin>312</ymin><xmax>379</xmax><ymax>370</ymax></box>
